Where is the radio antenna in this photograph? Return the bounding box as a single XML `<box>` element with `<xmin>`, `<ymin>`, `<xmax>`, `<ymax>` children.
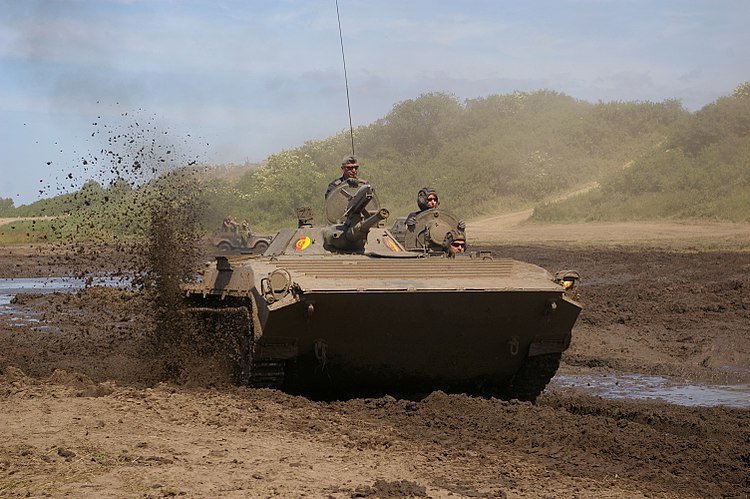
<box><xmin>336</xmin><ymin>0</ymin><xmax>355</xmax><ymax>156</ymax></box>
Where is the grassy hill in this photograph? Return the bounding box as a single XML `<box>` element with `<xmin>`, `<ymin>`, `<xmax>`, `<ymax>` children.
<box><xmin>214</xmin><ymin>90</ymin><xmax>686</xmax><ymax>230</ymax></box>
<box><xmin>4</xmin><ymin>84</ymin><xmax>749</xmax><ymax>243</ymax></box>
<box><xmin>533</xmin><ymin>83</ymin><xmax>750</xmax><ymax>222</ymax></box>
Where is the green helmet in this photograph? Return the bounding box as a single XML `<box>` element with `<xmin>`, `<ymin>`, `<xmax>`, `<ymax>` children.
<box><xmin>443</xmin><ymin>229</ymin><xmax>466</xmax><ymax>248</ymax></box>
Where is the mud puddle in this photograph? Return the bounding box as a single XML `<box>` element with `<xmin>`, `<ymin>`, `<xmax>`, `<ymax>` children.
<box><xmin>549</xmin><ymin>372</ymin><xmax>750</xmax><ymax>409</ymax></box>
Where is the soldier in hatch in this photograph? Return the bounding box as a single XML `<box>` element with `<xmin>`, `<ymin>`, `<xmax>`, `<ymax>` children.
<box><xmin>325</xmin><ymin>155</ymin><xmax>368</xmax><ymax>199</ymax></box>
<box><xmin>405</xmin><ymin>187</ymin><xmax>466</xmax><ymax>231</ymax></box>
<box><xmin>444</xmin><ymin>229</ymin><xmax>467</xmax><ymax>258</ymax></box>
<box><xmin>405</xmin><ymin>187</ymin><xmax>439</xmax><ymax>229</ymax></box>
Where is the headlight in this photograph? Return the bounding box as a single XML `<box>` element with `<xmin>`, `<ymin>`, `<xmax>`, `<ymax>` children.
<box><xmin>555</xmin><ymin>270</ymin><xmax>580</xmax><ymax>290</ymax></box>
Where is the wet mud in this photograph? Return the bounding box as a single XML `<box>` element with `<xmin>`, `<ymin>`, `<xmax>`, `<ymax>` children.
<box><xmin>0</xmin><ymin>243</ymin><xmax>749</xmax><ymax>497</ymax></box>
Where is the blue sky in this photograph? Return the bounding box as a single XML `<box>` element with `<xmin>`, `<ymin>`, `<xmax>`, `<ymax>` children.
<box><xmin>1</xmin><ymin>0</ymin><xmax>749</xmax><ymax>205</ymax></box>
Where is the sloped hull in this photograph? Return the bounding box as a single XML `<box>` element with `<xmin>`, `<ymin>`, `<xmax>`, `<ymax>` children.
<box><xmin>183</xmin><ymin>254</ymin><xmax>582</xmax><ymax>398</ymax></box>
<box><xmin>206</xmin><ymin>256</ymin><xmax>582</xmax><ymax>397</ymax></box>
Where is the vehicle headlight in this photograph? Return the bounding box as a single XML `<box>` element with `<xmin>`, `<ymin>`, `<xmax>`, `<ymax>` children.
<box><xmin>555</xmin><ymin>270</ymin><xmax>580</xmax><ymax>290</ymax></box>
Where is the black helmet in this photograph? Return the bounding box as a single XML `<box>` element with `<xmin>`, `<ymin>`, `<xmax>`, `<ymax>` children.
<box><xmin>416</xmin><ymin>187</ymin><xmax>439</xmax><ymax>211</ymax></box>
<box><xmin>341</xmin><ymin>154</ymin><xmax>358</xmax><ymax>166</ymax></box>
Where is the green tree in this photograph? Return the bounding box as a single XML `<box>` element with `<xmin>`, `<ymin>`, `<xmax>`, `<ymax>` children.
<box><xmin>733</xmin><ymin>81</ymin><xmax>750</xmax><ymax>99</ymax></box>
<box><xmin>242</xmin><ymin>151</ymin><xmax>326</xmax><ymax>227</ymax></box>
<box><xmin>0</xmin><ymin>197</ymin><xmax>14</xmax><ymax>214</ymax></box>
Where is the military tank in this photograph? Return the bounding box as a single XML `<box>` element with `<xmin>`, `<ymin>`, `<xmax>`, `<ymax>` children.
<box><xmin>182</xmin><ymin>180</ymin><xmax>582</xmax><ymax>401</ymax></box>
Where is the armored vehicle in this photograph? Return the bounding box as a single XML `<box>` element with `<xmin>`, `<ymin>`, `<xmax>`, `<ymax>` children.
<box><xmin>183</xmin><ymin>181</ymin><xmax>581</xmax><ymax>401</ymax></box>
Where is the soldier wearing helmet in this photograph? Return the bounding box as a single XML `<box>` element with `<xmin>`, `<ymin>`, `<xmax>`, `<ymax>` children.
<box><xmin>405</xmin><ymin>187</ymin><xmax>440</xmax><ymax>229</ymax></box>
<box><xmin>444</xmin><ymin>229</ymin><xmax>467</xmax><ymax>258</ymax></box>
<box><xmin>406</xmin><ymin>187</ymin><xmax>466</xmax><ymax>231</ymax></box>
<box><xmin>325</xmin><ymin>154</ymin><xmax>368</xmax><ymax>199</ymax></box>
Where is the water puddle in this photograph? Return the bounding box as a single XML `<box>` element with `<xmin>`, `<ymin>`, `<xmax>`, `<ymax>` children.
<box><xmin>549</xmin><ymin>372</ymin><xmax>750</xmax><ymax>409</ymax></box>
<box><xmin>0</xmin><ymin>276</ymin><xmax>129</xmax><ymax>305</ymax></box>
<box><xmin>0</xmin><ymin>276</ymin><xmax>131</xmax><ymax>331</ymax></box>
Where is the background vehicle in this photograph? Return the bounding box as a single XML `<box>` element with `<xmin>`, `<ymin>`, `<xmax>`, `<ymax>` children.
<box><xmin>212</xmin><ymin>226</ymin><xmax>273</xmax><ymax>254</ymax></box>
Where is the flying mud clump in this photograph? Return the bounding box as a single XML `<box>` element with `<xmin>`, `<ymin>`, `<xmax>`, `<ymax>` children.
<box><xmin>34</xmin><ymin>106</ymin><xmax>205</xmax><ymax>282</ymax></box>
<box><xmin>35</xmin><ymin>106</ymin><xmax>238</xmax><ymax>386</ymax></box>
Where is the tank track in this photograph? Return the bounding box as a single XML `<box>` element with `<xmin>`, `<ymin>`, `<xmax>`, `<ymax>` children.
<box><xmin>247</xmin><ymin>358</ymin><xmax>286</xmax><ymax>388</ymax></box>
<box><xmin>500</xmin><ymin>353</ymin><xmax>562</xmax><ymax>402</ymax></box>
<box><xmin>184</xmin><ymin>298</ymin><xmax>291</xmax><ymax>389</ymax></box>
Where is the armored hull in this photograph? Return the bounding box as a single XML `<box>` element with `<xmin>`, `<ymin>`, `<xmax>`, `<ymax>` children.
<box><xmin>183</xmin><ymin>248</ymin><xmax>580</xmax><ymax>400</ymax></box>
<box><xmin>182</xmin><ymin>183</ymin><xmax>581</xmax><ymax>400</ymax></box>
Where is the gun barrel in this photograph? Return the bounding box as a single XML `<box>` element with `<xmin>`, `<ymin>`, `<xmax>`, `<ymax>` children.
<box><xmin>343</xmin><ymin>185</ymin><xmax>373</xmax><ymax>223</ymax></box>
<box><xmin>346</xmin><ymin>208</ymin><xmax>389</xmax><ymax>242</ymax></box>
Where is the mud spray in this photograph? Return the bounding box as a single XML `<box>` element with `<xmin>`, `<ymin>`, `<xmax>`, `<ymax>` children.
<box><xmin>141</xmin><ymin>169</ymin><xmax>249</xmax><ymax>386</ymax></box>
<box><xmin>141</xmin><ymin>171</ymin><xmax>200</xmax><ymax>379</ymax></box>
<box><xmin>36</xmin><ymin>107</ymin><xmax>243</xmax><ymax>387</ymax></box>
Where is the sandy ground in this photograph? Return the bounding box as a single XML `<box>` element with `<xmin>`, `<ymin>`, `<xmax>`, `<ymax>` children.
<box><xmin>1</xmin><ymin>219</ymin><xmax>749</xmax><ymax>498</ymax></box>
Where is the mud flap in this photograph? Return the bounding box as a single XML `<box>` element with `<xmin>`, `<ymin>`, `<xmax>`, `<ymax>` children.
<box><xmin>528</xmin><ymin>334</ymin><xmax>571</xmax><ymax>356</ymax></box>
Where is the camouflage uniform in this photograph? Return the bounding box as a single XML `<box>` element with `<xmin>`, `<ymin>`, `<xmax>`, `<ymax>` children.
<box><xmin>239</xmin><ymin>220</ymin><xmax>250</xmax><ymax>246</ymax></box>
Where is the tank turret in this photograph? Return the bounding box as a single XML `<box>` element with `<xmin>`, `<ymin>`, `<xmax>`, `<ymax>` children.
<box><xmin>321</xmin><ymin>184</ymin><xmax>390</xmax><ymax>251</ymax></box>
<box><xmin>263</xmin><ymin>182</ymin><xmax>405</xmax><ymax>257</ymax></box>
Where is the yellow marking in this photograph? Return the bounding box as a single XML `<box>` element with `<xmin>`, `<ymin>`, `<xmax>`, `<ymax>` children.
<box><xmin>384</xmin><ymin>237</ymin><xmax>400</xmax><ymax>252</ymax></box>
<box><xmin>295</xmin><ymin>236</ymin><xmax>312</xmax><ymax>251</ymax></box>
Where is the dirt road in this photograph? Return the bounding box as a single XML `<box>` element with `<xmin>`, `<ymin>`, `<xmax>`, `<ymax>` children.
<box><xmin>0</xmin><ymin>217</ymin><xmax>57</xmax><ymax>227</ymax></box>
<box><xmin>467</xmin><ymin>204</ymin><xmax>750</xmax><ymax>249</ymax></box>
<box><xmin>1</xmin><ymin>227</ymin><xmax>749</xmax><ymax>498</ymax></box>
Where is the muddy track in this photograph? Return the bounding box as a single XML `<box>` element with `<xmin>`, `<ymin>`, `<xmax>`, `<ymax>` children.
<box><xmin>0</xmin><ymin>242</ymin><xmax>749</xmax><ymax>497</ymax></box>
